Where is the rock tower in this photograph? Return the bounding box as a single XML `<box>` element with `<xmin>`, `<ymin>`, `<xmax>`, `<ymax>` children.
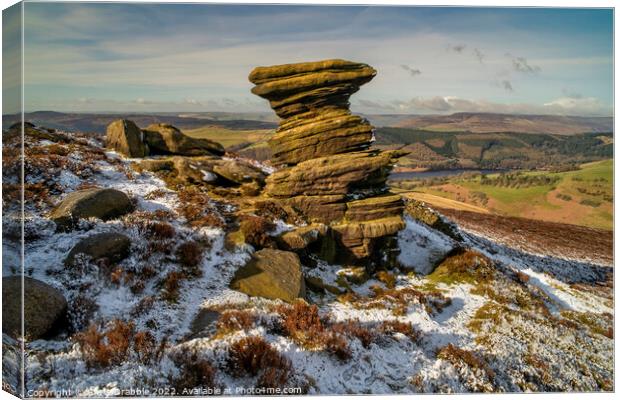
<box><xmin>249</xmin><ymin>59</ymin><xmax>407</xmax><ymax>264</ymax></box>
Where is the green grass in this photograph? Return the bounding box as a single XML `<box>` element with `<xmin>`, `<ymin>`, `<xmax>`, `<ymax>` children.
<box><xmin>184</xmin><ymin>126</ymin><xmax>273</xmax><ymax>149</ymax></box>
<box><xmin>405</xmin><ymin>159</ymin><xmax>613</xmax><ymax>230</ymax></box>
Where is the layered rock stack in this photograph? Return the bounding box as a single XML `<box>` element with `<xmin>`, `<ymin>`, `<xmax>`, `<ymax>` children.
<box><xmin>249</xmin><ymin>59</ymin><xmax>407</xmax><ymax>262</ymax></box>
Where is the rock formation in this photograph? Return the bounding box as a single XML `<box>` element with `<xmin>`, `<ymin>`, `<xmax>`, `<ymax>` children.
<box><xmin>249</xmin><ymin>59</ymin><xmax>407</xmax><ymax>263</ymax></box>
<box><xmin>105</xmin><ymin>120</ymin><xmax>224</xmax><ymax>157</ymax></box>
<box><xmin>138</xmin><ymin>155</ymin><xmax>265</xmax><ymax>195</ymax></box>
<box><xmin>105</xmin><ymin>119</ymin><xmax>266</xmax><ymax>195</ymax></box>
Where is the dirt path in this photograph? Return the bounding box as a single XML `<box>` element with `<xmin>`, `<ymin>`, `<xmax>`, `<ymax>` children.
<box><xmin>437</xmin><ymin>208</ymin><xmax>613</xmax><ymax>266</ymax></box>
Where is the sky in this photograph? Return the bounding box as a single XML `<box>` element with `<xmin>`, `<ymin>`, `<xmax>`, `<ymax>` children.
<box><xmin>4</xmin><ymin>3</ymin><xmax>614</xmax><ymax>116</ymax></box>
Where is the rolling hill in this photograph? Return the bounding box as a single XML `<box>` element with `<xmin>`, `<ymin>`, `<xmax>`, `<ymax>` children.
<box><xmin>2</xmin><ymin>111</ymin><xmax>278</xmax><ymax>134</ymax></box>
<box><xmin>393</xmin><ymin>112</ymin><xmax>612</xmax><ymax>135</ymax></box>
<box><xmin>376</xmin><ymin>127</ymin><xmax>613</xmax><ymax>170</ymax></box>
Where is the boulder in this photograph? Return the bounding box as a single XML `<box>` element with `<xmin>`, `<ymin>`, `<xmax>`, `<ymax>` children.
<box><xmin>171</xmin><ymin>156</ymin><xmax>221</xmax><ymax>184</ymax></box>
<box><xmin>143</xmin><ymin>123</ymin><xmax>225</xmax><ymax>156</ymax></box>
<box><xmin>137</xmin><ymin>158</ymin><xmax>175</xmax><ymax>173</ymax></box>
<box><xmin>105</xmin><ymin>119</ymin><xmax>148</xmax><ymax>157</ymax></box>
<box><xmin>65</xmin><ymin>232</ymin><xmax>131</xmax><ymax>267</ymax></box>
<box><xmin>212</xmin><ymin>159</ymin><xmax>265</xmax><ymax>185</ymax></box>
<box><xmin>305</xmin><ymin>275</ymin><xmax>345</xmax><ymax>295</ymax></box>
<box><xmin>2</xmin><ymin>276</ymin><xmax>67</xmax><ymax>339</ymax></box>
<box><xmin>277</xmin><ymin>224</ymin><xmax>328</xmax><ymax>251</ymax></box>
<box><xmin>229</xmin><ymin>249</ymin><xmax>306</xmax><ymax>302</ymax></box>
<box><xmin>49</xmin><ymin>188</ymin><xmax>134</xmax><ymax>231</ymax></box>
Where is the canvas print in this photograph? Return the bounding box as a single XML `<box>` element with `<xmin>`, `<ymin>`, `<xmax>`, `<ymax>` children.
<box><xmin>1</xmin><ymin>1</ymin><xmax>614</xmax><ymax>397</ymax></box>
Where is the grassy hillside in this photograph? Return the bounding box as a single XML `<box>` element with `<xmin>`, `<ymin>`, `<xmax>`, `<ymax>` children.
<box><xmin>376</xmin><ymin>128</ymin><xmax>613</xmax><ymax>170</ymax></box>
<box><xmin>391</xmin><ymin>160</ymin><xmax>613</xmax><ymax>230</ymax></box>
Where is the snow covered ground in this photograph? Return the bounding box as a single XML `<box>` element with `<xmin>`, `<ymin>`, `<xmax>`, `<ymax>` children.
<box><xmin>2</xmin><ymin>128</ymin><xmax>614</xmax><ymax>396</ymax></box>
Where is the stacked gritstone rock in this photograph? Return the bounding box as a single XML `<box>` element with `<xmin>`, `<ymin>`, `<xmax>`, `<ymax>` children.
<box><xmin>249</xmin><ymin>59</ymin><xmax>408</xmax><ymax>264</ymax></box>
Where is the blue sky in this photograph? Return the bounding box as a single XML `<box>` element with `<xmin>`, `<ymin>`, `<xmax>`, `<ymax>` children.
<box><xmin>7</xmin><ymin>3</ymin><xmax>614</xmax><ymax>115</ymax></box>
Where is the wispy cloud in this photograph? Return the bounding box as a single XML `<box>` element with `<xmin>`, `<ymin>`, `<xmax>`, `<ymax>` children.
<box><xmin>400</xmin><ymin>64</ymin><xmax>421</xmax><ymax>77</ymax></box>
<box><xmin>494</xmin><ymin>80</ymin><xmax>514</xmax><ymax>92</ymax></box>
<box><xmin>507</xmin><ymin>54</ymin><xmax>542</xmax><ymax>74</ymax></box>
<box><xmin>447</xmin><ymin>43</ymin><xmax>466</xmax><ymax>53</ymax></box>
<box><xmin>473</xmin><ymin>48</ymin><xmax>485</xmax><ymax>64</ymax></box>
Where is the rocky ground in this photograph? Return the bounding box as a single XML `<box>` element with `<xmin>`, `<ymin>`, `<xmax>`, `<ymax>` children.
<box><xmin>1</xmin><ymin>121</ymin><xmax>613</xmax><ymax>396</ymax></box>
<box><xmin>2</xmin><ymin>59</ymin><xmax>614</xmax><ymax>396</ymax></box>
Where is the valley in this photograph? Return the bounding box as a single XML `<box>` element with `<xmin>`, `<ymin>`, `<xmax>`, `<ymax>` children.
<box><xmin>391</xmin><ymin>160</ymin><xmax>613</xmax><ymax>230</ymax></box>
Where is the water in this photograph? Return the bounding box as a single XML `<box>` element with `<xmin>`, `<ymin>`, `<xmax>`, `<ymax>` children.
<box><xmin>389</xmin><ymin>169</ymin><xmax>501</xmax><ymax>180</ymax></box>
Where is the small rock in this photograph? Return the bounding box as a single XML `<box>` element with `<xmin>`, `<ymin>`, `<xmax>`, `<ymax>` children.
<box><xmin>49</xmin><ymin>188</ymin><xmax>134</xmax><ymax>231</ymax></box>
<box><xmin>338</xmin><ymin>266</ymin><xmax>369</xmax><ymax>285</ymax></box>
<box><xmin>229</xmin><ymin>249</ymin><xmax>306</xmax><ymax>302</ymax></box>
<box><xmin>65</xmin><ymin>232</ymin><xmax>131</xmax><ymax>267</ymax></box>
<box><xmin>2</xmin><ymin>276</ymin><xmax>68</xmax><ymax>340</ymax></box>
<box><xmin>277</xmin><ymin>224</ymin><xmax>327</xmax><ymax>251</ymax></box>
<box><xmin>137</xmin><ymin>158</ymin><xmax>174</xmax><ymax>172</ymax></box>
<box><xmin>305</xmin><ymin>275</ymin><xmax>345</xmax><ymax>295</ymax></box>
<box><xmin>105</xmin><ymin>119</ymin><xmax>148</xmax><ymax>157</ymax></box>
<box><xmin>187</xmin><ymin>309</ymin><xmax>221</xmax><ymax>339</ymax></box>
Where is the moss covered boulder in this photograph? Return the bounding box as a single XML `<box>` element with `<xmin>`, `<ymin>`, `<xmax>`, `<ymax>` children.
<box><xmin>49</xmin><ymin>188</ymin><xmax>134</xmax><ymax>231</ymax></box>
<box><xmin>229</xmin><ymin>249</ymin><xmax>306</xmax><ymax>302</ymax></box>
<box><xmin>2</xmin><ymin>276</ymin><xmax>67</xmax><ymax>339</ymax></box>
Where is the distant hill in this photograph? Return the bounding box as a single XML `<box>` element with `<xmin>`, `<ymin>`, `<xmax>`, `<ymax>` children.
<box><xmin>392</xmin><ymin>112</ymin><xmax>613</xmax><ymax>135</ymax></box>
<box><xmin>375</xmin><ymin>127</ymin><xmax>613</xmax><ymax>170</ymax></box>
<box><xmin>2</xmin><ymin>111</ymin><xmax>278</xmax><ymax>134</ymax></box>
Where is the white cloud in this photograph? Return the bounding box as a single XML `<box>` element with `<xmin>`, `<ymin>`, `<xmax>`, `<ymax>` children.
<box><xmin>543</xmin><ymin>96</ymin><xmax>608</xmax><ymax>115</ymax></box>
<box><xmin>353</xmin><ymin>95</ymin><xmax>611</xmax><ymax>116</ymax></box>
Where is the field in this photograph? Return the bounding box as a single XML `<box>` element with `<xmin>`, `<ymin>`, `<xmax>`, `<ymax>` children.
<box><xmin>184</xmin><ymin>126</ymin><xmax>273</xmax><ymax>148</ymax></box>
<box><xmin>392</xmin><ymin>160</ymin><xmax>613</xmax><ymax>230</ymax></box>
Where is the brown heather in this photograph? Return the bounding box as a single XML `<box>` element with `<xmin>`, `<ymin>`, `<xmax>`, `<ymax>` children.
<box><xmin>227</xmin><ymin>336</ymin><xmax>293</xmax><ymax>388</ymax></box>
<box><xmin>216</xmin><ymin>309</ymin><xmax>256</xmax><ymax>334</ymax></box>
